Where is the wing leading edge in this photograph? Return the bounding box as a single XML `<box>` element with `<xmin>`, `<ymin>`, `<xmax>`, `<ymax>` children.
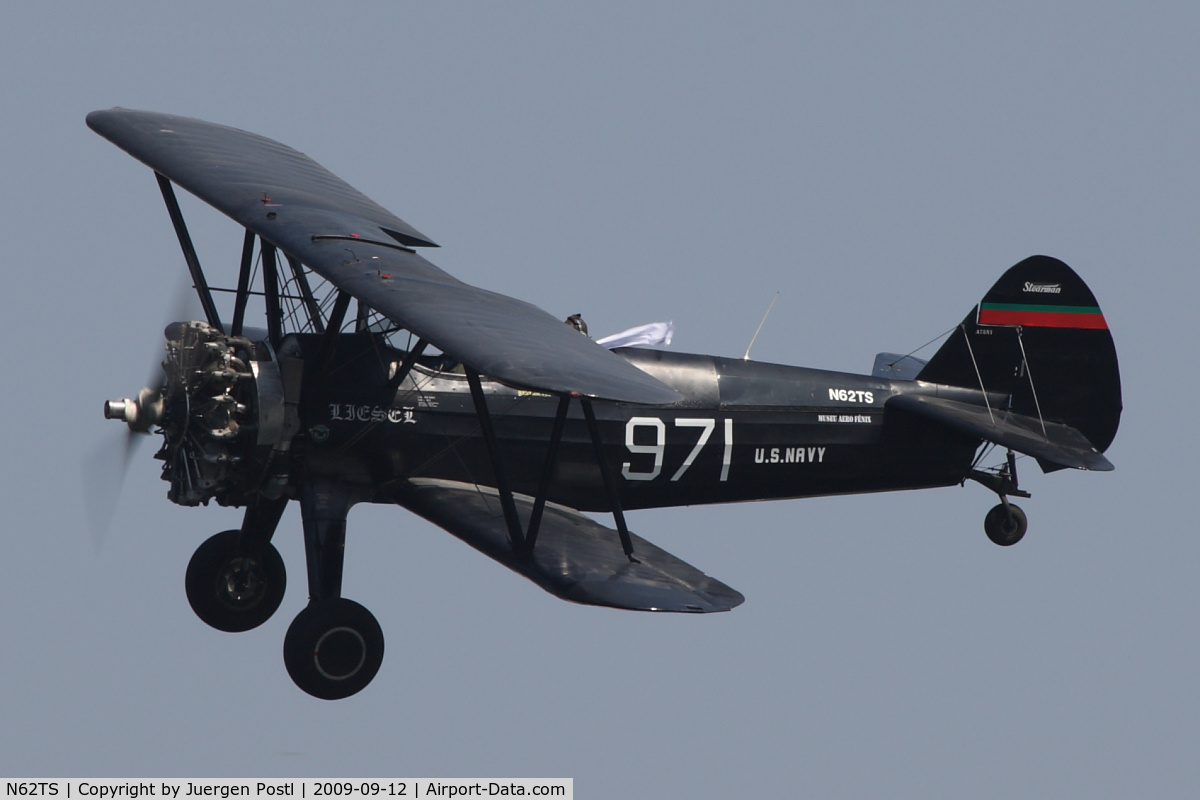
<box><xmin>394</xmin><ymin>479</ymin><xmax>744</xmax><ymax>613</ymax></box>
<box><xmin>87</xmin><ymin>108</ymin><xmax>681</xmax><ymax>405</ymax></box>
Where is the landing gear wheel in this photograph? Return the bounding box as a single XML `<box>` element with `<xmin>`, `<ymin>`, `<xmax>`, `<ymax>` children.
<box><xmin>186</xmin><ymin>529</ymin><xmax>286</xmax><ymax>632</ymax></box>
<box><xmin>984</xmin><ymin>503</ymin><xmax>1028</xmax><ymax>547</ymax></box>
<box><xmin>283</xmin><ymin>598</ymin><xmax>384</xmax><ymax>700</ymax></box>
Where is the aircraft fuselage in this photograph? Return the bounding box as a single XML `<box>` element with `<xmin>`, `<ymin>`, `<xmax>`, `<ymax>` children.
<box><xmin>296</xmin><ymin>336</ymin><xmax>984</xmax><ymax>512</ymax></box>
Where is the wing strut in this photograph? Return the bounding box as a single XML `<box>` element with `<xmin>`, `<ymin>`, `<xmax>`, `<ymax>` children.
<box><xmin>230</xmin><ymin>229</ymin><xmax>256</xmax><ymax>337</ymax></box>
<box><xmin>581</xmin><ymin>398</ymin><xmax>636</xmax><ymax>560</ymax></box>
<box><xmin>461</xmin><ymin>377</ymin><xmax>636</xmax><ymax>561</ymax></box>
<box><xmin>465</xmin><ymin>371</ymin><xmax>525</xmax><ymax>550</ymax></box>
<box><xmin>387</xmin><ymin>339</ymin><xmax>428</xmax><ymax>390</ymax></box>
<box><xmin>315</xmin><ymin>289</ymin><xmax>353</xmax><ymax>374</ymax></box>
<box><xmin>261</xmin><ymin>241</ymin><xmax>283</xmax><ymax>346</ymax></box>
<box><xmin>155</xmin><ymin>173</ymin><xmax>223</xmax><ymax>333</ymax></box>
<box><xmin>523</xmin><ymin>394</ymin><xmax>571</xmax><ymax>553</ymax></box>
<box><xmin>285</xmin><ymin>253</ymin><xmax>325</xmax><ymax>334</ymax></box>
<box><xmin>355</xmin><ymin>299</ymin><xmax>373</xmax><ymax>333</ymax></box>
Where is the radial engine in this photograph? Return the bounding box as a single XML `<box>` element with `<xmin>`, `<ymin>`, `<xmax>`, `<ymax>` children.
<box><xmin>104</xmin><ymin>321</ymin><xmax>296</xmax><ymax>506</ymax></box>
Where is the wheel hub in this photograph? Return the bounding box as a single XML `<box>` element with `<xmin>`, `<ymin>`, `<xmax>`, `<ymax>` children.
<box><xmin>313</xmin><ymin>627</ymin><xmax>367</xmax><ymax>681</ymax></box>
<box><xmin>216</xmin><ymin>555</ymin><xmax>268</xmax><ymax>608</ymax></box>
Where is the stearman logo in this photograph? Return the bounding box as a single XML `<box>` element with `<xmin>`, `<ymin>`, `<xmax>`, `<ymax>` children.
<box><xmin>1023</xmin><ymin>281</ymin><xmax>1062</xmax><ymax>294</ymax></box>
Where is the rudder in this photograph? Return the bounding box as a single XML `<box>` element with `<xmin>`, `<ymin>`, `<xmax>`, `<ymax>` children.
<box><xmin>916</xmin><ymin>256</ymin><xmax>1122</xmax><ymax>453</ymax></box>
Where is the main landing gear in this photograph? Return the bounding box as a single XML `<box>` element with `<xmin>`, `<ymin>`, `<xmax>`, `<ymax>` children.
<box><xmin>282</xmin><ymin>481</ymin><xmax>383</xmax><ymax>700</ymax></box>
<box><xmin>185</xmin><ymin>496</ymin><xmax>290</xmax><ymax>631</ymax></box>
<box><xmin>184</xmin><ymin>484</ymin><xmax>384</xmax><ymax>700</ymax></box>
<box><xmin>185</xmin><ymin>529</ymin><xmax>287</xmax><ymax>631</ymax></box>
<box><xmin>283</xmin><ymin>598</ymin><xmax>384</xmax><ymax>700</ymax></box>
<box><xmin>969</xmin><ymin>450</ymin><xmax>1030</xmax><ymax>547</ymax></box>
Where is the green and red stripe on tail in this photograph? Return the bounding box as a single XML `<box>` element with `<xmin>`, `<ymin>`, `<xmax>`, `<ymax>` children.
<box><xmin>978</xmin><ymin>302</ymin><xmax>1108</xmax><ymax>329</ymax></box>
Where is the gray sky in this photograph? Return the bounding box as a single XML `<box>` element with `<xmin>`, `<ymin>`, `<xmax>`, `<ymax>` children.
<box><xmin>2</xmin><ymin>2</ymin><xmax>1197</xmax><ymax>796</ymax></box>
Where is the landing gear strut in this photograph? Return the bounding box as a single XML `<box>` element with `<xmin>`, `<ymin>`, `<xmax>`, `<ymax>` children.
<box><xmin>282</xmin><ymin>481</ymin><xmax>384</xmax><ymax>700</ymax></box>
<box><xmin>970</xmin><ymin>450</ymin><xmax>1031</xmax><ymax>547</ymax></box>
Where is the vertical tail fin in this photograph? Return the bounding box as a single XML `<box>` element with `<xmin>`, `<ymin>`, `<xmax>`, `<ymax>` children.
<box><xmin>916</xmin><ymin>256</ymin><xmax>1122</xmax><ymax>452</ymax></box>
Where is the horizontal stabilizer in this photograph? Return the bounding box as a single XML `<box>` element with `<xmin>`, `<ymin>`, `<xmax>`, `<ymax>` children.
<box><xmin>394</xmin><ymin>479</ymin><xmax>744</xmax><ymax>613</ymax></box>
<box><xmin>887</xmin><ymin>394</ymin><xmax>1114</xmax><ymax>471</ymax></box>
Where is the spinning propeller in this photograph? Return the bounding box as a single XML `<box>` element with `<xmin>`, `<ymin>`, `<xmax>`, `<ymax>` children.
<box><xmin>83</xmin><ymin>377</ymin><xmax>163</xmax><ymax>550</ymax></box>
<box><xmin>83</xmin><ymin>278</ymin><xmax>198</xmax><ymax>548</ymax></box>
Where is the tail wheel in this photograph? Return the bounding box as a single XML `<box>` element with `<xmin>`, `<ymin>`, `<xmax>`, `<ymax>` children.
<box><xmin>984</xmin><ymin>503</ymin><xmax>1028</xmax><ymax>547</ymax></box>
<box><xmin>186</xmin><ymin>529</ymin><xmax>287</xmax><ymax>632</ymax></box>
<box><xmin>283</xmin><ymin>598</ymin><xmax>384</xmax><ymax>700</ymax></box>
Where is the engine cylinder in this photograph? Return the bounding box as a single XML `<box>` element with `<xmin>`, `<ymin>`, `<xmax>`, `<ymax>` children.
<box><xmin>152</xmin><ymin>321</ymin><xmax>287</xmax><ymax>506</ymax></box>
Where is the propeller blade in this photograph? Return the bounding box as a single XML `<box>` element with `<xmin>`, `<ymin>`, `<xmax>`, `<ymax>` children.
<box><xmin>87</xmin><ymin>270</ymin><xmax>202</xmax><ymax>551</ymax></box>
<box><xmin>82</xmin><ymin>428</ymin><xmax>149</xmax><ymax>552</ymax></box>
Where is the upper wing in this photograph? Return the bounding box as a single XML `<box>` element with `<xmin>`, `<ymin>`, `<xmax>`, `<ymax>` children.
<box><xmin>87</xmin><ymin>108</ymin><xmax>681</xmax><ymax>405</ymax></box>
<box><xmin>394</xmin><ymin>478</ymin><xmax>744</xmax><ymax>613</ymax></box>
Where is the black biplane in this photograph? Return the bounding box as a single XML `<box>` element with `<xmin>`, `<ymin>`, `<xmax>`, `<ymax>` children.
<box><xmin>89</xmin><ymin>109</ymin><xmax>1121</xmax><ymax>699</ymax></box>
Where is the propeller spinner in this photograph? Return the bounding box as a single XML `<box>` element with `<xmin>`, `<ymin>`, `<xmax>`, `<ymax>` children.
<box><xmin>103</xmin><ymin>386</ymin><xmax>164</xmax><ymax>433</ymax></box>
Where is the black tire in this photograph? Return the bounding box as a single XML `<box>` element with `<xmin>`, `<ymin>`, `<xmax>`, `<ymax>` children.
<box><xmin>984</xmin><ymin>503</ymin><xmax>1028</xmax><ymax>547</ymax></box>
<box><xmin>283</xmin><ymin>598</ymin><xmax>384</xmax><ymax>700</ymax></box>
<box><xmin>185</xmin><ymin>529</ymin><xmax>286</xmax><ymax>632</ymax></box>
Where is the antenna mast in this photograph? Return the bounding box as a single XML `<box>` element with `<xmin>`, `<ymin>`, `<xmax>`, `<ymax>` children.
<box><xmin>742</xmin><ymin>292</ymin><xmax>780</xmax><ymax>360</ymax></box>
